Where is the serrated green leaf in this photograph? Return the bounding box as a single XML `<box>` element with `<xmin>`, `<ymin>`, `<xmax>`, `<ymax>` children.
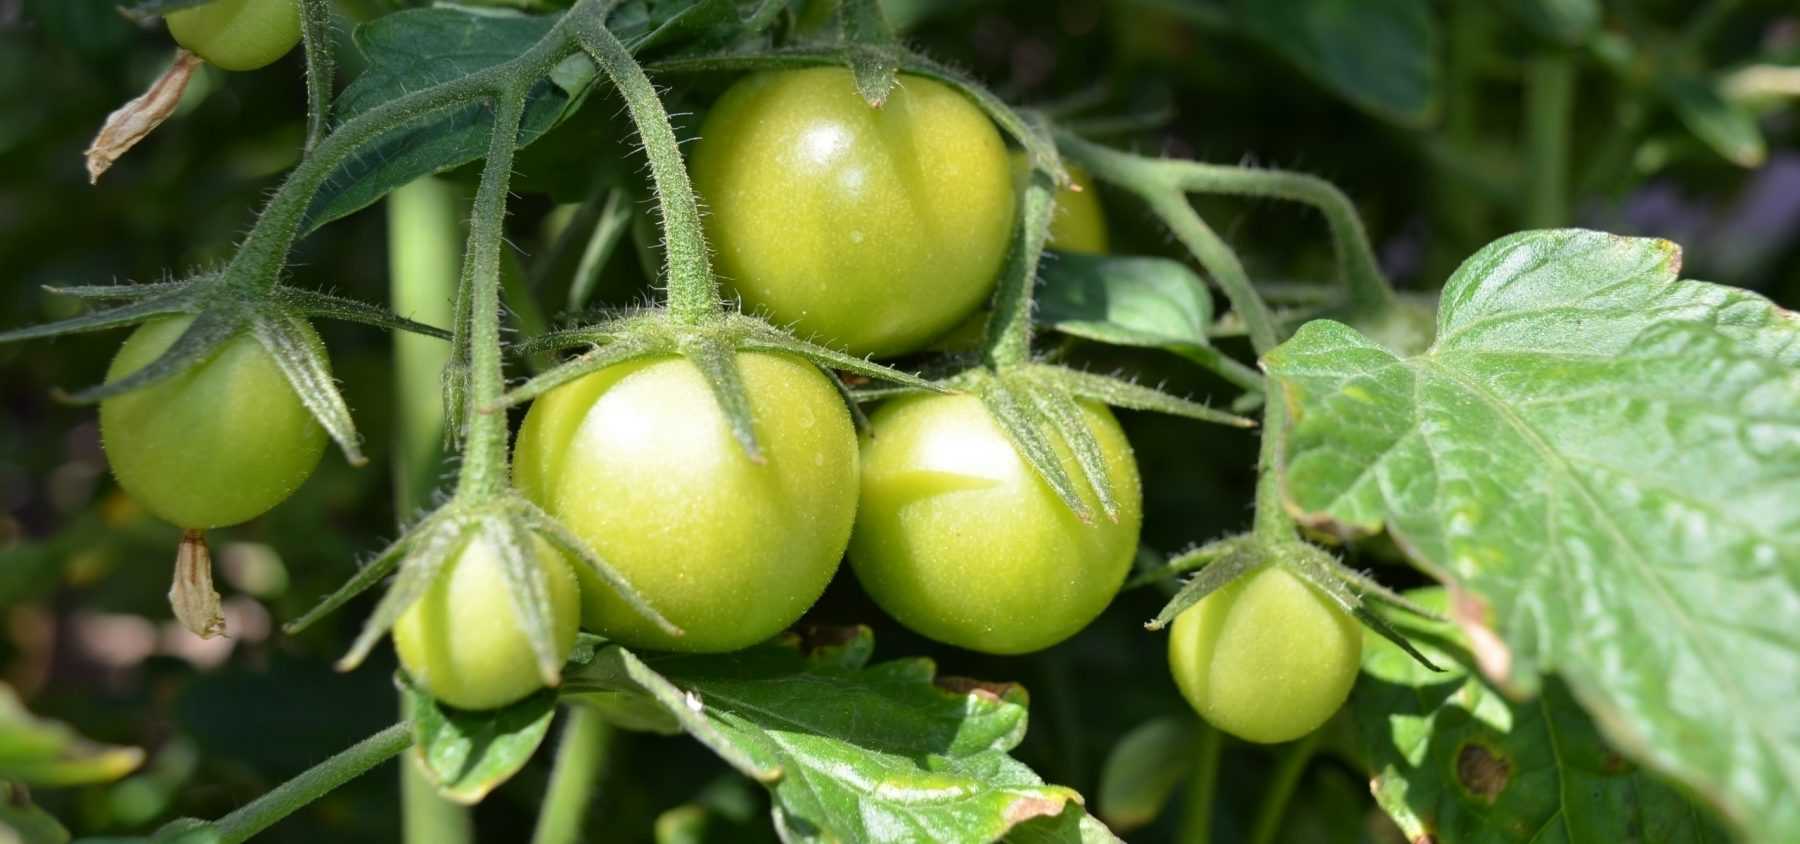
<box><xmin>1357</xmin><ymin>588</ymin><xmax>1730</xmax><ymax>842</ymax></box>
<box><xmin>565</xmin><ymin>631</ymin><xmax>1110</xmax><ymax>843</ymax></box>
<box><xmin>1229</xmin><ymin>0</ymin><xmax>1438</xmax><ymax>127</ymax></box>
<box><xmin>1037</xmin><ymin>253</ymin><xmax>1213</xmax><ymax>355</ymax></box>
<box><xmin>302</xmin><ymin>8</ymin><xmax>591</xmax><ymax>231</ymax></box>
<box><xmin>1266</xmin><ymin>229</ymin><xmax>1800</xmax><ymax>844</ymax></box>
<box><xmin>401</xmin><ymin>676</ymin><xmax>556</xmax><ymax>804</ymax></box>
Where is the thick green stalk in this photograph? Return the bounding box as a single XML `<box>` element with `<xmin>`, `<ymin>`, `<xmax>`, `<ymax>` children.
<box><xmin>1247</xmin><ymin>730</ymin><xmax>1322</xmax><ymax>844</ymax></box>
<box><xmin>454</xmin><ymin>90</ymin><xmax>531</xmax><ymax>499</ymax></box>
<box><xmin>1523</xmin><ymin>52</ymin><xmax>1575</xmax><ymax>229</ymax></box>
<box><xmin>206</xmin><ymin>723</ymin><xmax>412</xmax><ymax>843</ymax></box>
<box><xmin>388</xmin><ymin>178</ymin><xmax>472</xmax><ymax>844</ymax></box>
<box><xmin>1175</xmin><ymin>724</ymin><xmax>1222</xmax><ymax>844</ymax></box>
<box><xmin>531</xmin><ymin>705</ymin><xmax>615</xmax><ymax>844</ymax></box>
<box><xmin>388</xmin><ymin>177</ymin><xmax>463</xmax><ymax>510</ymax></box>
<box><xmin>574</xmin><ymin>20</ymin><xmax>718</xmax><ymax>324</ymax></box>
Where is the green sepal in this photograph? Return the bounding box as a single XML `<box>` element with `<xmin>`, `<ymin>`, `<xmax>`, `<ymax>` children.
<box><xmin>272</xmin><ymin>287</ymin><xmax>452</xmax><ymax>340</ymax></box>
<box><xmin>513</xmin><ymin>497</ymin><xmax>681</xmax><ymax>639</ymax></box>
<box><xmin>486</xmin><ymin>515</ymin><xmax>565</xmax><ymax>686</ymax></box>
<box><xmin>339</xmin><ymin>516</ymin><xmax>474</xmax><ymax>672</ymax></box>
<box><xmin>254</xmin><ymin>313</ymin><xmax>367</xmax><ymax>465</ymax></box>
<box><xmin>56</xmin><ymin>307</ymin><xmax>241</xmax><ymax>404</ymax></box>
<box><xmin>284</xmin><ymin>521</ymin><xmax>425</xmax><ymax>636</ymax></box>
<box><xmin>841</xmin><ymin>0</ymin><xmax>899</xmax><ymax>107</ymax></box>
<box><xmin>682</xmin><ymin>334</ymin><xmax>765</xmax><ymax>463</ymax></box>
<box><xmin>977</xmin><ymin>376</ymin><xmax>1094</xmax><ymax>524</ymax></box>
<box><xmin>1143</xmin><ymin>541</ymin><xmax>1264</xmax><ymax>630</ymax></box>
<box><xmin>1024</xmin><ymin>364</ymin><xmax>1253</xmax><ymax>428</ymax></box>
<box><xmin>299</xmin><ymin>0</ymin><xmax>335</xmax><ymax>155</ymax></box>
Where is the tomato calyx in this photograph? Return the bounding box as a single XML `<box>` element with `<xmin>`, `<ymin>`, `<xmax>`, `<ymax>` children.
<box><xmin>0</xmin><ymin>275</ymin><xmax>449</xmax><ymax>467</ymax></box>
<box><xmin>1140</xmin><ymin>532</ymin><xmax>1444</xmax><ymax>672</ymax></box>
<box><xmin>491</xmin><ymin>309</ymin><xmax>938</xmax><ymax>462</ymax></box>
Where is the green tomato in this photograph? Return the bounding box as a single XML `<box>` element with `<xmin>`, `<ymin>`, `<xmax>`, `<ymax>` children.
<box><xmin>167</xmin><ymin>0</ymin><xmax>301</xmax><ymax>72</ymax></box>
<box><xmin>690</xmin><ymin>67</ymin><xmax>1015</xmax><ymax>357</ymax></box>
<box><xmin>848</xmin><ymin>393</ymin><xmax>1141</xmax><ymax>654</ymax></box>
<box><xmin>1167</xmin><ymin>565</ymin><xmax>1362</xmax><ymax>743</ymax></box>
<box><xmin>514</xmin><ymin>352</ymin><xmax>858</xmax><ymax>652</ymax></box>
<box><xmin>1013</xmin><ymin>154</ymin><xmax>1109</xmax><ymax>254</ymax></box>
<box><xmin>393</xmin><ymin>533</ymin><xmax>580</xmax><ymax>711</ymax></box>
<box><xmin>99</xmin><ymin>316</ymin><xmax>327</xmax><ymax>530</ymax></box>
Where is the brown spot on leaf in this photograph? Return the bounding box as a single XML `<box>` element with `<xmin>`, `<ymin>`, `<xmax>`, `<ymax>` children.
<box><xmin>1002</xmin><ymin>794</ymin><xmax>1067</xmax><ymax>825</ymax></box>
<box><xmin>1455</xmin><ymin>742</ymin><xmax>1512</xmax><ymax>803</ymax></box>
<box><xmin>1601</xmin><ymin>751</ymin><xmax>1633</xmax><ymax>774</ymax></box>
<box><xmin>935</xmin><ymin>676</ymin><xmax>1019</xmax><ymax>703</ymax></box>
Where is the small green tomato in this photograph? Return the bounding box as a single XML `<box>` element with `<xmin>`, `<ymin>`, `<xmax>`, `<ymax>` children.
<box><xmin>393</xmin><ymin>533</ymin><xmax>581</xmax><ymax>711</ymax></box>
<box><xmin>848</xmin><ymin>393</ymin><xmax>1141</xmax><ymax>655</ymax></box>
<box><xmin>513</xmin><ymin>352</ymin><xmax>858</xmax><ymax>652</ymax></box>
<box><xmin>691</xmin><ymin>67</ymin><xmax>1016</xmax><ymax>357</ymax></box>
<box><xmin>99</xmin><ymin>315</ymin><xmax>327</xmax><ymax>530</ymax></box>
<box><xmin>1167</xmin><ymin>565</ymin><xmax>1362</xmax><ymax>743</ymax></box>
<box><xmin>167</xmin><ymin>0</ymin><xmax>302</xmax><ymax>72</ymax></box>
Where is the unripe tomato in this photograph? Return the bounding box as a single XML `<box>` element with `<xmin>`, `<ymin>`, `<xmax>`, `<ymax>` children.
<box><xmin>690</xmin><ymin>67</ymin><xmax>1015</xmax><ymax>357</ymax></box>
<box><xmin>167</xmin><ymin>0</ymin><xmax>302</xmax><ymax>72</ymax></box>
<box><xmin>514</xmin><ymin>352</ymin><xmax>858</xmax><ymax>652</ymax></box>
<box><xmin>848</xmin><ymin>393</ymin><xmax>1141</xmax><ymax>654</ymax></box>
<box><xmin>99</xmin><ymin>316</ymin><xmax>327</xmax><ymax>529</ymax></box>
<box><xmin>393</xmin><ymin>533</ymin><xmax>581</xmax><ymax>710</ymax></box>
<box><xmin>1167</xmin><ymin>565</ymin><xmax>1362</xmax><ymax>743</ymax></box>
<box><xmin>1013</xmin><ymin>153</ymin><xmax>1109</xmax><ymax>254</ymax></box>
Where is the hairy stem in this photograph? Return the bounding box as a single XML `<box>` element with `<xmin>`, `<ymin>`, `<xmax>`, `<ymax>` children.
<box><xmin>1056</xmin><ymin>133</ymin><xmax>1280</xmax><ymax>356</ymax></box>
<box><xmin>208</xmin><ymin>723</ymin><xmax>412</xmax><ymax>843</ymax></box>
<box><xmin>454</xmin><ymin>90</ymin><xmax>531</xmax><ymax>499</ymax></box>
<box><xmin>575</xmin><ymin>20</ymin><xmax>718</xmax><ymax>324</ymax></box>
<box><xmin>985</xmin><ymin>167</ymin><xmax>1056</xmax><ymax>367</ymax></box>
<box><xmin>531</xmin><ymin>705</ymin><xmax>614</xmax><ymax>844</ymax></box>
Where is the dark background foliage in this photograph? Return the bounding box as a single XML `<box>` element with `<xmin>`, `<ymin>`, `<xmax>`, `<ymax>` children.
<box><xmin>0</xmin><ymin>0</ymin><xmax>1794</xmax><ymax>841</ymax></box>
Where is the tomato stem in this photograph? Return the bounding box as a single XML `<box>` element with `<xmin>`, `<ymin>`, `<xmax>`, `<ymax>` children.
<box><xmin>1247</xmin><ymin>729</ymin><xmax>1322</xmax><ymax>844</ymax></box>
<box><xmin>1523</xmin><ymin>51</ymin><xmax>1576</xmax><ymax>228</ymax></box>
<box><xmin>1175</xmin><ymin>723</ymin><xmax>1222</xmax><ymax>844</ymax></box>
<box><xmin>206</xmin><ymin>722</ymin><xmax>413</xmax><ymax>843</ymax></box>
<box><xmin>531</xmin><ymin>704</ymin><xmax>615</xmax><ymax>844</ymax></box>
<box><xmin>575</xmin><ymin>19</ymin><xmax>720</xmax><ymax>325</ymax></box>
<box><xmin>984</xmin><ymin>165</ymin><xmax>1057</xmax><ymax>367</ymax></box>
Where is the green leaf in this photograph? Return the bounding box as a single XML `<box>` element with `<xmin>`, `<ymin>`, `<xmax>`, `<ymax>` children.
<box><xmin>0</xmin><ymin>684</ymin><xmax>143</xmax><ymax>787</ymax></box>
<box><xmin>401</xmin><ymin>676</ymin><xmax>557</xmax><ymax>805</ymax></box>
<box><xmin>565</xmin><ymin>630</ymin><xmax>1113</xmax><ymax>843</ymax></box>
<box><xmin>1095</xmin><ymin>716</ymin><xmax>1197</xmax><ymax>832</ymax></box>
<box><xmin>1660</xmin><ymin>74</ymin><xmax>1768</xmax><ymax>168</ymax></box>
<box><xmin>1266</xmin><ymin>229</ymin><xmax>1800</xmax><ymax>844</ymax></box>
<box><xmin>1357</xmin><ymin>588</ymin><xmax>1730</xmax><ymax>842</ymax></box>
<box><xmin>1229</xmin><ymin>0</ymin><xmax>1438</xmax><ymax>127</ymax></box>
<box><xmin>303</xmin><ymin>7</ymin><xmax>593</xmax><ymax>232</ymax></box>
<box><xmin>1036</xmin><ymin>253</ymin><xmax>1213</xmax><ymax>355</ymax></box>
<box><xmin>1496</xmin><ymin>0</ymin><xmax>1599</xmax><ymax>45</ymax></box>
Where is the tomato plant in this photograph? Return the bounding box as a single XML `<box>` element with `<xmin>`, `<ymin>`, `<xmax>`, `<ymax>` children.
<box><xmin>514</xmin><ymin>352</ymin><xmax>858</xmax><ymax>652</ymax></box>
<box><xmin>99</xmin><ymin>315</ymin><xmax>327</xmax><ymax>529</ymax></box>
<box><xmin>166</xmin><ymin>0</ymin><xmax>302</xmax><ymax>71</ymax></box>
<box><xmin>3</xmin><ymin>2</ymin><xmax>1795</xmax><ymax>844</ymax></box>
<box><xmin>849</xmin><ymin>393</ymin><xmax>1140</xmax><ymax>655</ymax></box>
<box><xmin>691</xmin><ymin>66</ymin><xmax>1015</xmax><ymax>357</ymax></box>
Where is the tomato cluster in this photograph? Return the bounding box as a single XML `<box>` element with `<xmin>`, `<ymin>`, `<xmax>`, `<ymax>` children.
<box><xmin>93</xmin><ymin>63</ymin><xmax>1360</xmax><ymax>737</ymax></box>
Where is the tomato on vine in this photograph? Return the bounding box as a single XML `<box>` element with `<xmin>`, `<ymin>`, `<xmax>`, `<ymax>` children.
<box><xmin>99</xmin><ymin>315</ymin><xmax>327</xmax><ymax>530</ymax></box>
<box><xmin>847</xmin><ymin>393</ymin><xmax>1141</xmax><ymax>655</ymax></box>
<box><xmin>690</xmin><ymin>67</ymin><xmax>1016</xmax><ymax>358</ymax></box>
<box><xmin>1167</xmin><ymin>564</ymin><xmax>1362</xmax><ymax>743</ymax></box>
<box><xmin>513</xmin><ymin>352</ymin><xmax>858</xmax><ymax>652</ymax></box>
<box><xmin>166</xmin><ymin>0</ymin><xmax>302</xmax><ymax>72</ymax></box>
<box><xmin>392</xmin><ymin>533</ymin><xmax>581</xmax><ymax>711</ymax></box>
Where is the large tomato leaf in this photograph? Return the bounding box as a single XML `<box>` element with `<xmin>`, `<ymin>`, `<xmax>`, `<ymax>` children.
<box><xmin>564</xmin><ymin>628</ymin><xmax>1119</xmax><ymax>843</ymax></box>
<box><xmin>1265</xmin><ymin>229</ymin><xmax>1800</xmax><ymax>843</ymax></box>
<box><xmin>1228</xmin><ymin>0</ymin><xmax>1438</xmax><ymax>127</ymax></box>
<box><xmin>1356</xmin><ymin>588</ymin><xmax>1729</xmax><ymax>842</ymax></box>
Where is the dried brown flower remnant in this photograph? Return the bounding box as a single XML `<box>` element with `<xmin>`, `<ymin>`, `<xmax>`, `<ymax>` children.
<box><xmin>85</xmin><ymin>49</ymin><xmax>203</xmax><ymax>184</ymax></box>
